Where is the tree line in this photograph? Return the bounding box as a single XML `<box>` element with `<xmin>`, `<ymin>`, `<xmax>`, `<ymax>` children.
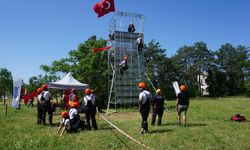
<box><xmin>145</xmin><ymin>41</ymin><xmax>250</xmax><ymax>99</ymax></box>
<box><xmin>1</xmin><ymin>36</ymin><xmax>249</xmax><ymax>106</ymax></box>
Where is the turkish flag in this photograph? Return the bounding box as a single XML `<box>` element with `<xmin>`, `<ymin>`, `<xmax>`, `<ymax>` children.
<box><xmin>22</xmin><ymin>91</ymin><xmax>38</xmax><ymax>104</ymax></box>
<box><xmin>94</xmin><ymin>0</ymin><xmax>115</xmax><ymax>18</ymax></box>
<box><xmin>92</xmin><ymin>46</ymin><xmax>112</xmax><ymax>53</ymax></box>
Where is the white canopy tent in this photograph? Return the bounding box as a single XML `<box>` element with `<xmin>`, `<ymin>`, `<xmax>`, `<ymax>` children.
<box><xmin>48</xmin><ymin>72</ymin><xmax>89</xmax><ymax>90</ymax></box>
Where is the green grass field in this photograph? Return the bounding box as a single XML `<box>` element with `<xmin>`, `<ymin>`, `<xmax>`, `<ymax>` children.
<box><xmin>0</xmin><ymin>97</ymin><xmax>250</xmax><ymax>150</ymax></box>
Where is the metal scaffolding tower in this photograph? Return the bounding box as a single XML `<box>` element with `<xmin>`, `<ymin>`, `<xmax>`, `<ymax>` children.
<box><xmin>107</xmin><ymin>12</ymin><xmax>145</xmax><ymax>113</ymax></box>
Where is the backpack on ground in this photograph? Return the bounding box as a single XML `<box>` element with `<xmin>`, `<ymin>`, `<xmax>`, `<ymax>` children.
<box><xmin>231</xmin><ymin>114</ymin><xmax>246</xmax><ymax>122</ymax></box>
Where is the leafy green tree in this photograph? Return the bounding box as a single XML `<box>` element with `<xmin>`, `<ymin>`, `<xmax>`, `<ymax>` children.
<box><xmin>171</xmin><ymin>42</ymin><xmax>215</xmax><ymax>96</ymax></box>
<box><xmin>207</xmin><ymin>65</ymin><xmax>227</xmax><ymax>97</ymax></box>
<box><xmin>216</xmin><ymin>44</ymin><xmax>249</xmax><ymax>95</ymax></box>
<box><xmin>0</xmin><ymin>68</ymin><xmax>13</xmax><ymax>104</ymax></box>
<box><xmin>144</xmin><ymin>40</ymin><xmax>166</xmax><ymax>87</ymax></box>
<box><xmin>144</xmin><ymin>40</ymin><xmax>177</xmax><ymax>99</ymax></box>
<box><xmin>173</xmin><ymin>45</ymin><xmax>194</xmax><ymax>85</ymax></box>
<box><xmin>171</xmin><ymin>45</ymin><xmax>199</xmax><ymax>96</ymax></box>
<box><xmin>23</xmin><ymin>74</ymin><xmax>58</xmax><ymax>94</ymax></box>
<box><xmin>193</xmin><ymin>42</ymin><xmax>214</xmax><ymax>94</ymax></box>
<box><xmin>241</xmin><ymin>47</ymin><xmax>250</xmax><ymax>96</ymax></box>
<box><xmin>41</xmin><ymin>36</ymin><xmax>108</xmax><ymax>107</ymax></box>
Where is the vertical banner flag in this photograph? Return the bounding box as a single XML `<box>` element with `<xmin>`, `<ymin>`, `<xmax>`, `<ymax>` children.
<box><xmin>12</xmin><ymin>78</ymin><xmax>22</xmax><ymax>108</ymax></box>
<box><xmin>172</xmin><ymin>81</ymin><xmax>180</xmax><ymax>96</ymax></box>
<box><xmin>94</xmin><ymin>0</ymin><xmax>115</xmax><ymax>18</ymax></box>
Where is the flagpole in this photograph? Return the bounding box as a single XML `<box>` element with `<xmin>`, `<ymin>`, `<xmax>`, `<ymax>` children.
<box><xmin>5</xmin><ymin>104</ymin><xmax>8</xmax><ymax>116</ymax></box>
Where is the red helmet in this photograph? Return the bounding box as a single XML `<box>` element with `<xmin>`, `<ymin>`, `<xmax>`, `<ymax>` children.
<box><xmin>138</xmin><ymin>82</ymin><xmax>146</xmax><ymax>89</ymax></box>
<box><xmin>180</xmin><ymin>85</ymin><xmax>186</xmax><ymax>91</ymax></box>
<box><xmin>61</xmin><ymin>111</ymin><xmax>68</xmax><ymax>118</ymax></box>
<box><xmin>85</xmin><ymin>88</ymin><xmax>91</xmax><ymax>95</ymax></box>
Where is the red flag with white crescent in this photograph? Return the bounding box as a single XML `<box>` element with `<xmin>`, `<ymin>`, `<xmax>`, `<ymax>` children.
<box><xmin>92</xmin><ymin>46</ymin><xmax>112</xmax><ymax>53</ymax></box>
<box><xmin>93</xmin><ymin>0</ymin><xmax>115</xmax><ymax>18</ymax></box>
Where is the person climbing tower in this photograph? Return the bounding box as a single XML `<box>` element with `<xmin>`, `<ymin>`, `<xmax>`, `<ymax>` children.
<box><xmin>119</xmin><ymin>56</ymin><xmax>128</xmax><ymax>76</ymax></box>
<box><xmin>137</xmin><ymin>34</ymin><xmax>143</xmax><ymax>55</ymax></box>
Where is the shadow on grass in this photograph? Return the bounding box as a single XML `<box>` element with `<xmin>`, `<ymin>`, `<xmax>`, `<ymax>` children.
<box><xmin>161</xmin><ymin>122</ymin><xmax>179</xmax><ymax>126</ymax></box>
<box><xmin>36</xmin><ymin>123</ymin><xmax>59</xmax><ymax>128</ymax></box>
<box><xmin>50</xmin><ymin>123</ymin><xmax>60</xmax><ymax>127</ymax></box>
<box><xmin>148</xmin><ymin>128</ymin><xmax>174</xmax><ymax>134</ymax></box>
<box><xmin>166</xmin><ymin>105</ymin><xmax>176</xmax><ymax>110</ymax></box>
<box><xmin>161</xmin><ymin>122</ymin><xmax>208</xmax><ymax>127</ymax></box>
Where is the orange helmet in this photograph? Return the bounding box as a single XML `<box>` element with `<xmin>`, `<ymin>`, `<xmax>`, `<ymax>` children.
<box><xmin>69</xmin><ymin>101</ymin><xmax>79</xmax><ymax>108</ymax></box>
<box><xmin>37</xmin><ymin>88</ymin><xmax>43</xmax><ymax>94</ymax></box>
<box><xmin>41</xmin><ymin>84</ymin><xmax>48</xmax><ymax>90</ymax></box>
<box><xmin>180</xmin><ymin>85</ymin><xmax>186</xmax><ymax>91</ymax></box>
<box><xmin>61</xmin><ymin>111</ymin><xmax>68</xmax><ymax>118</ymax></box>
<box><xmin>138</xmin><ymin>82</ymin><xmax>146</xmax><ymax>89</ymax></box>
<box><xmin>85</xmin><ymin>88</ymin><xmax>91</xmax><ymax>95</ymax></box>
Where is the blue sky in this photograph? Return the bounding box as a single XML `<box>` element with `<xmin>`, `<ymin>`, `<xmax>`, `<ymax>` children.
<box><xmin>0</xmin><ymin>0</ymin><xmax>249</xmax><ymax>82</ymax></box>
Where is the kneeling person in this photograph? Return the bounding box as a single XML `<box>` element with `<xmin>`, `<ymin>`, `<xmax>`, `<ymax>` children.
<box><xmin>57</xmin><ymin>111</ymin><xmax>70</xmax><ymax>135</ymax></box>
<box><xmin>58</xmin><ymin>102</ymin><xmax>85</xmax><ymax>135</ymax></box>
<box><xmin>69</xmin><ymin>102</ymin><xmax>85</xmax><ymax>132</ymax></box>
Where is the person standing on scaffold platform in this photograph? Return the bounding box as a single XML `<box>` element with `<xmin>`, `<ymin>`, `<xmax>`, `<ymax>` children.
<box><xmin>128</xmin><ymin>22</ymin><xmax>135</xmax><ymax>33</ymax></box>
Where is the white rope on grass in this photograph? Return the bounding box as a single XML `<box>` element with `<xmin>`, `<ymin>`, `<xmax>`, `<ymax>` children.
<box><xmin>98</xmin><ymin>113</ymin><xmax>154</xmax><ymax>150</ymax></box>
